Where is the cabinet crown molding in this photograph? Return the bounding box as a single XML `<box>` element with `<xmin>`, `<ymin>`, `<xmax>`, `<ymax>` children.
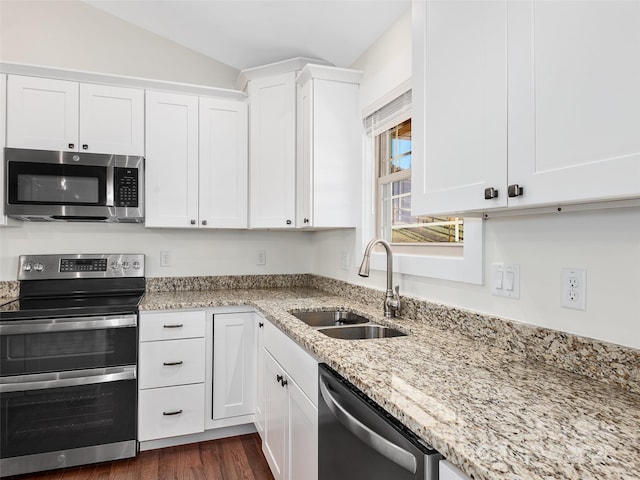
<box><xmin>235</xmin><ymin>56</ymin><xmax>333</xmax><ymax>91</ymax></box>
<box><xmin>296</xmin><ymin>64</ymin><xmax>362</xmax><ymax>86</ymax></box>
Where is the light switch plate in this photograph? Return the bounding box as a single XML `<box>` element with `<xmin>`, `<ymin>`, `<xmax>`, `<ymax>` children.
<box><xmin>491</xmin><ymin>263</ymin><xmax>520</xmax><ymax>299</ymax></box>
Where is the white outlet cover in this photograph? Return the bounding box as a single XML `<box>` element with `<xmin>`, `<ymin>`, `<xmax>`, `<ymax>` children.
<box><xmin>561</xmin><ymin>268</ymin><xmax>586</xmax><ymax>311</ymax></box>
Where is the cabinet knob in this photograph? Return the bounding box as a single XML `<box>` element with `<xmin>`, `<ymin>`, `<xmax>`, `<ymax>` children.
<box><xmin>258</xmin><ymin>322</ymin><xmax>264</xmax><ymax>328</ymax></box>
<box><xmin>286</xmin><ymin>219</ymin><xmax>292</xmax><ymax>225</ymax></box>
<box><xmin>276</xmin><ymin>374</ymin><xmax>284</xmax><ymax>383</ymax></box>
<box><xmin>202</xmin><ymin>220</ymin><xmax>207</xmax><ymax>226</ymax></box>
<box><xmin>280</xmin><ymin>378</ymin><xmax>288</xmax><ymax>387</ymax></box>
<box><xmin>82</xmin><ymin>144</ymin><xmax>88</xmax><ymax>150</ymax></box>
<box><xmin>190</xmin><ymin>219</ymin><xmax>196</xmax><ymax>225</ymax></box>
<box><xmin>68</xmin><ymin>143</ymin><xmax>75</xmax><ymax>149</ymax></box>
<box><xmin>484</xmin><ymin>187</ymin><xmax>499</xmax><ymax>200</ymax></box>
<box><xmin>508</xmin><ymin>184</ymin><xmax>524</xmax><ymax>198</ymax></box>
<box><xmin>303</xmin><ymin>218</ymin><xmax>309</xmax><ymax>224</ymax></box>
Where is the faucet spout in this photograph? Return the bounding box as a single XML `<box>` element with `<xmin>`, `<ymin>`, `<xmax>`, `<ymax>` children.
<box><xmin>358</xmin><ymin>238</ymin><xmax>400</xmax><ymax>317</ymax></box>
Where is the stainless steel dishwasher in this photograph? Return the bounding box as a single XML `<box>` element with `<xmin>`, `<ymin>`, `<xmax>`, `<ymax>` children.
<box><xmin>318</xmin><ymin>364</ymin><xmax>442</xmax><ymax>480</ymax></box>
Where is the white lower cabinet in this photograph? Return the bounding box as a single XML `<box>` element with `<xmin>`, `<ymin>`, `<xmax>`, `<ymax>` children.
<box><xmin>212</xmin><ymin>311</ymin><xmax>256</xmax><ymax>420</ymax></box>
<box><xmin>259</xmin><ymin>316</ymin><xmax>318</xmax><ymax>480</ymax></box>
<box><xmin>138</xmin><ymin>310</ymin><xmax>206</xmax><ymax>442</ymax></box>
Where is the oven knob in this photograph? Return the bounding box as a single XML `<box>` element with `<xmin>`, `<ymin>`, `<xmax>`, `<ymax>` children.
<box><xmin>133</xmin><ymin>261</ymin><xmax>141</xmax><ymax>270</ymax></box>
<box><xmin>34</xmin><ymin>263</ymin><xmax>44</xmax><ymax>272</ymax></box>
<box><xmin>22</xmin><ymin>263</ymin><xmax>33</xmax><ymax>272</ymax></box>
<box><xmin>122</xmin><ymin>262</ymin><xmax>130</xmax><ymax>270</ymax></box>
<box><xmin>111</xmin><ymin>261</ymin><xmax>121</xmax><ymax>270</ymax></box>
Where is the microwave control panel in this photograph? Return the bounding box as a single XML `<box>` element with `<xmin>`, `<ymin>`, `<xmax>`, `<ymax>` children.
<box><xmin>114</xmin><ymin>167</ymin><xmax>139</xmax><ymax>207</ymax></box>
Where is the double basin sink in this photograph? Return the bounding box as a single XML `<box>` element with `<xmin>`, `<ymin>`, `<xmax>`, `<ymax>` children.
<box><xmin>290</xmin><ymin>309</ymin><xmax>407</xmax><ymax>340</ymax></box>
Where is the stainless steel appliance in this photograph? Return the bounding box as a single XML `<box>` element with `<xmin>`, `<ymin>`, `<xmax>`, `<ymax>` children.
<box><xmin>318</xmin><ymin>364</ymin><xmax>442</xmax><ymax>480</ymax></box>
<box><xmin>4</xmin><ymin>147</ymin><xmax>144</xmax><ymax>222</ymax></box>
<box><xmin>0</xmin><ymin>254</ymin><xmax>145</xmax><ymax>477</ymax></box>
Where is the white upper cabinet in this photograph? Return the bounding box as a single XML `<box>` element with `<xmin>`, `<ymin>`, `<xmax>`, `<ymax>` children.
<box><xmin>412</xmin><ymin>0</ymin><xmax>508</xmax><ymax>216</ymax></box>
<box><xmin>7</xmin><ymin>76</ymin><xmax>79</xmax><ymax>152</ymax></box>
<box><xmin>296</xmin><ymin>65</ymin><xmax>362</xmax><ymax>228</ymax></box>
<box><xmin>145</xmin><ymin>90</ymin><xmax>248</xmax><ymax>229</ymax></box>
<box><xmin>412</xmin><ymin>0</ymin><xmax>640</xmax><ymax>216</ymax></box>
<box><xmin>199</xmin><ymin>98</ymin><xmax>248</xmax><ymax>229</ymax></box>
<box><xmin>7</xmin><ymin>75</ymin><xmax>144</xmax><ymax>155</ymax></box>
<box><xmin>248</xmin><ymin>72</ymin><xmax>297</xmax><ymax>228</ymax></box>
<box><xmin>507</xmin><ymin>0</ymin><xmax>640</xmax><ymax>207</ymax></box>
<box><xmin>145</xmin><ymin>90</ymin><xmax>200</xmax><ymax>228</ymax></box>
<box><xmin>78</xmin><ymin>83</ymin><xmax>144</xmax><ymax>156</ymax></box>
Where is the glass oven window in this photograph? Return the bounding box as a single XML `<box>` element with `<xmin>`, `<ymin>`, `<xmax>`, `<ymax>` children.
<box><xmin>0</xmin><ymin>327</ymin><xmax>137</xmax><ymax>376</ymax></box>
<box><xmin>1</xmin><ymin>380</ymin><xmax>136</xmax><ymax>459</ymax></box>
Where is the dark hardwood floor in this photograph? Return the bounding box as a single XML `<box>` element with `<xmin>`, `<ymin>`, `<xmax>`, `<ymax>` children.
<box><xmin>5</xmin><ymin>434</ymin><xmax>274</xmax><ymax>480</ymax></box>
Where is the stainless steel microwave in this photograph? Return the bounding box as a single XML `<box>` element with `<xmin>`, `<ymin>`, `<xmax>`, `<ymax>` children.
<box><xmin>4</xmin><ymin>148</ymin><xmax>144</xmax><ymax>222</ymax></box>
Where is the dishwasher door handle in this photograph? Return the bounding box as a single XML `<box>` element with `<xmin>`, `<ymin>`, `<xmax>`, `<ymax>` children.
<box><xmin>319</xmin><ymin>377</ymin><xmax>418</xmax><ymax>474</ymax></box>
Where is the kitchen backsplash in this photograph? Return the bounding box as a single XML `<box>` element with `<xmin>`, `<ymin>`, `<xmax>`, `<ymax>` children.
<box><xmin>0</xmin><ymin>281</ymin><xmax>18</xmax><ymax>299</ymax></box>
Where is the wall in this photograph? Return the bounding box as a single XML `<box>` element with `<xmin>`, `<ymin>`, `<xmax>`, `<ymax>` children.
<box><xmin>0</xmin><ymin>223</ymin><xmax>312</xmax><ymax>279</ymax></box>
<box><xmin>312</xmin><ymin>10</ymin><xmax>640</xmax><ymax>350</ymax></box>
<box><xmin>0</xmin><ymin>0</ymin><xmax>239</xmax><ymax>88</ymax></box>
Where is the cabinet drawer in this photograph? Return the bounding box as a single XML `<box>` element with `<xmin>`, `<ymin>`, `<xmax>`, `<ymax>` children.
<box><xmin>263</xmin><ymin>317</ymin><xmax>318</xmax><ymax>406</ymax></box>
<box><xmin>139</xmin><ymin>338</ymin><xmax>205</xmax><ymax>389</ymax></box>
<box><xmin>140</xmin><ymin>310</ymin><xmax>205</xmax><ymax>342</ymax></box>
<box><xmin>138</xmin><ymin>383</ymin><xmax>205</xmax><ymax>441</ymax></box>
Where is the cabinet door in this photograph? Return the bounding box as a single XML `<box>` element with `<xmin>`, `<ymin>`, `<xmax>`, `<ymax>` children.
<box><xmin>263</xmin><ymin>350</ymin><xmax>287</xmax><ymax>480</ymax></box>
<box><xmin>507</xmin><ymin>0</ymin><xmax>640</xmax><ymax>207</ymax></box>
<box><xmin>440</xmin><ymin>460</ymin><xmax>471</xmax><ymax>480</ymax></box>
<box><xmin>411</xmin><ymin>0</ymin><xmax>507</xmax><ymax>216</ymax></box>
<box><xmin>296</xmin><ymin>78</ymin><xmax>359</xmax><ymax>228</ymax></box>
<box><xmin>254</xmin><ymin>315</ymin><xmax>266</xmax><ymax>437</ymax></box>
<box><xmin>248</xmin><ymin>72</ymin><xmax>296</xmax><ymax>228</ymax></box>
<box><xmin>79</xmin><ymin>83</ymin><xmax>144</xmax><ymax>155</ymax></box>
<box><xmin>212</xmin><ymin>312</ymin><xmax>256</xmax><ymax>419</ymax></box>
<box><xmin>6</xmin><ymin>75</ymin><xmax>79</xmax><ymax>151</ymax></box>
<box><xmin>199</xmin><ymin>98</ymin><xmax>248</xmax><ymax>228</ymax></box>
<box><xmin>287</xmin><ymin>379</ymin><xmax>318</xmax><ymax>480</ymax></box>
<box><xmin>145</xmin><ymin>91</ymin><xmax>199</xmax><ymax>228</ymax></box>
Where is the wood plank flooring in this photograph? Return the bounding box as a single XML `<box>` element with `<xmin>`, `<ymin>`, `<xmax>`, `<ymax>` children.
<box><xmin>5</xmin><ymin>434</ymin><xmax>274</xmax><ymax>480</ymax></box>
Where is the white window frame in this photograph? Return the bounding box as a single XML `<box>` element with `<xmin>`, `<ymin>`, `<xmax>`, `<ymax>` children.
<box><xmin>361</xmin><ymin>80</ymin><xmax>484</xmax><ymax>284</ymax></box>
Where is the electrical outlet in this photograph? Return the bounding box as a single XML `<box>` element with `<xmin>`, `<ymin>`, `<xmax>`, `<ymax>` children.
<box><xmin>160</xmin><ymin>250</ymin><xmax>171</xmax><ymax>267</ymax></box>
<box><xmin>561</xmin><ymin>268</ymin><xmax>586</xmax><ymax>311</ymax></box>
<box><xmin>256</xmin><ymin>250</ymin><xmax>266</xmax><ymax>266</ymax></box>
<box><xmin>340</xmin><ymin>252</ymin><xmax>349</xmax><ymax>271</ymax></box>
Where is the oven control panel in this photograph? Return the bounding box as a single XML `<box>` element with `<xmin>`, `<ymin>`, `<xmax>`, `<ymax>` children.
<box><xmin>18</xmin><ymin>254</ymin><xmax>145</xmax><ymax>280</ymax></box>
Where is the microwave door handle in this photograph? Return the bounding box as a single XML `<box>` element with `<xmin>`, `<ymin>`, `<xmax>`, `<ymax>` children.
<box><xmin>319</xmin><ymin>377</ymin><xmax>418</xmax><ymax>474</ymax></box>
<box><xmin>106</xmin><ymin>165</ymin><xmax>115</xmax><ymax>206</ymax></box>
<box><xmin>0</xmin><ymin>366</ymin><xmax>136</xmax><ymax>393</ymax></box>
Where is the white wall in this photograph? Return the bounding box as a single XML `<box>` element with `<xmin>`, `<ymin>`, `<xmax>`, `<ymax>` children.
<box><xmin>0</xmin><ymin>0</ymin><xmax>239</xmax><ymax>88</ymax></box>
<box><xmin>1</xmin><ymin>223</ymin><xmax>312</xmax><ymax>279</ymax></box>
<box><xmin>312</xmin><ymin>10</ymin><xmax>640</xmax><ymax>350</ymax></box>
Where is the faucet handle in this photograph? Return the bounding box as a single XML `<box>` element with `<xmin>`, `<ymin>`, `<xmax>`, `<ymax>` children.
<box><xmin>386</xmin><ymin>285</ymin><xmax>401</xmax><ymax>316</ymax></box>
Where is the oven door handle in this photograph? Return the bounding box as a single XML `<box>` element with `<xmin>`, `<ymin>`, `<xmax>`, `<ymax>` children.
<box><xmin>0</xmin><ymin>366</ymin><xmax>136</xmax><ymax>393</ymax></box>
<box><xmin>319</xmin><ymin>377</ymin><xmax>418</xmax><ymax>474</ymax></box>
<box><xmin>0</xmin><ymin>314</ymin><xmax>137</xmax><ymax>334</ymax></box>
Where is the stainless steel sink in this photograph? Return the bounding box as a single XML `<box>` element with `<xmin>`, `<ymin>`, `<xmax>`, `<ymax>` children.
<box><xmin>291</xmin><ymin>310</ymin><xmax>370</xmax><ymax>327</ymax></box>
<box><xmin>316</xmin><ymin>324</ymin><xmax>407</xmax><ymax>340</ymax></box>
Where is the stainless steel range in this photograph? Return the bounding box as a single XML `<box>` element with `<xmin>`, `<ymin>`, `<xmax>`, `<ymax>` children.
<box><xmin>0</xmin><ymin>254</ymin><xmax>145</xmax><ymax>477</ymax></box>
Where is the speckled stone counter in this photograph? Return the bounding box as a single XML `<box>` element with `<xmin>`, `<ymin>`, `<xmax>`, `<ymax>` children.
<box><xmin>140</xmin><ymin>284</ymin><xmax>640</xmax><ymax>480</ymax></box>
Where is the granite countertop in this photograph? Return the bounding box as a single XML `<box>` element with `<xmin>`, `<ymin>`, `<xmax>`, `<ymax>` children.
<box><xmin>142</xmin><ymin>288</ymin><xmax>640</xmax><ymax>480</ymax></box>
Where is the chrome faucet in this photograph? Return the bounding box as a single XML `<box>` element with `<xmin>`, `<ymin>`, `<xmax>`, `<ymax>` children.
<box><xmin>358</xmin><ymin>238</ymin><xmax>401</xmax><ymax>318</ymax></box>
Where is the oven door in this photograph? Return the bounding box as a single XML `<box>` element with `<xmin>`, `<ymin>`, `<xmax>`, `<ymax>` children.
<box><xmin>0</xmin><ymin>367</ymin><xmax>136</xmax><ymax>474</ymax></box>
<box><xmin>0</xmin><ymin>315</ymin><xmax>137</xmax><ymax>376</ymax></box>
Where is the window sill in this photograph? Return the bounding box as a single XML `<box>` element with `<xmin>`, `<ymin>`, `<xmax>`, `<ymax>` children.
<box><xmin>369</xmin><ymin>217</ymin><xmax>484</xmax><ymax>284</ymax></box>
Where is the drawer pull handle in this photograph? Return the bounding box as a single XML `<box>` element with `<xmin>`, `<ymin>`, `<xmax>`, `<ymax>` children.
<box><xmin>163</xmin><ymin>361</ymin><xmax>183</xmax><ymax>366</ymax></box>
<box><xmin>163</xmin><ymin>324</ymin><xmax>184</xmax><ymax>328</ymax></box>
<box><xmin>162</xmin><ymin>410</ymin><xmax>183</xmax><ymax>416</ymax></box>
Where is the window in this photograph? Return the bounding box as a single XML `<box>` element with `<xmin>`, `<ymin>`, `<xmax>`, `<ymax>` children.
<box><xmin>376</xmin><ymin>118</ymin><xmax>463</xmax><ymax>247</ymax></box>
<box><xmin>361</xmin><ymin>82</ymin><xmax>483</xmax><ymax>285</ymax></box>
